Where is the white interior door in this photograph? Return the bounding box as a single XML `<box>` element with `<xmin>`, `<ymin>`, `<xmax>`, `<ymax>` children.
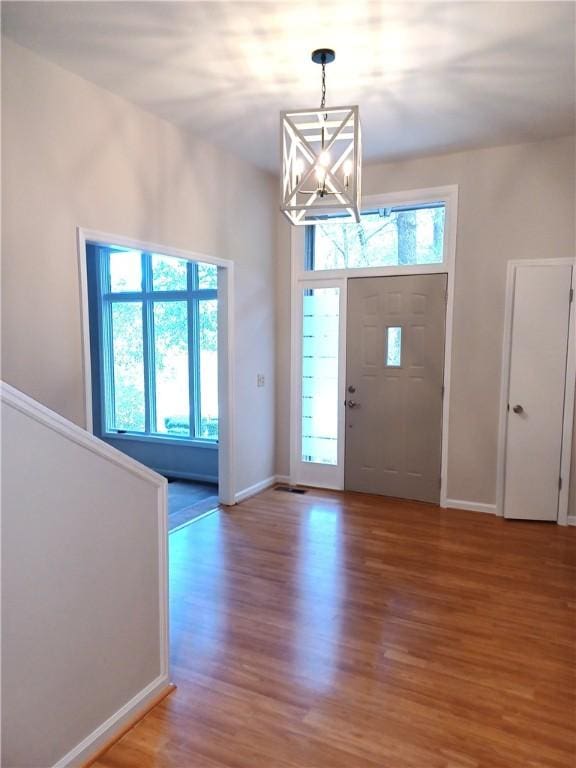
<box><xmin>504</xmin><ymin>263</ymin><xmax>573</xmax><ymax>520</ymax></box>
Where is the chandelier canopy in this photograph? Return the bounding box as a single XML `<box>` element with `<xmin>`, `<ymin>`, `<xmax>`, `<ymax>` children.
<box><xmin>280</xmin><ymin>49</ymin><xmax>362</xmax><ymax>226</ymax></box>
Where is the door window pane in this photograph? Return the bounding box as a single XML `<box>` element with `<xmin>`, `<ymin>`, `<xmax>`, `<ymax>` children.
<box><xmin>308</xmin><ymin>205</ymin><xmax>445</xmax><ymax>271</ymax></box>
<box><xmin>302</xmin><ymin>287</ymin><xmax>339</xmax><ymax>465</ymax></box>
<box><xmin>110</xmin><ymin>302</ymin><xmax>145</xmax><ymax>431</ymax></box>
<box><xmin>198</xmin><ymin>262</ymin><xmax>217</xmax><ymax>289</ymax></box>
<box><xmin>153</xmin><ymin>301</ymin><xmax>190</xmax><ymax>436</ymax></box>
<box><xmin>109</xmin><ymin>249</ymin><xmax>142</xmax><ymax>292</ymax></box>
<box><xmin>199</xmin><ymin>299</ymin><xmax>218</xmax><ymax>439</ymax></box>
<box><xmin>386</xmin><ymin>326</ymin><xmax>402</xmax><ymax>367</ymax></box>
<box><xmin>151</xmin><ymin>253</ymin><xmax>188</xmax><ymax>291</ymax></box>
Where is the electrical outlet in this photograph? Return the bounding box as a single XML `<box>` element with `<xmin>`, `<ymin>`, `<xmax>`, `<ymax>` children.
<box><xmin>257</xmin><ymin>374</ymin><xmax>265</xmax><ymax>387</ymax></box>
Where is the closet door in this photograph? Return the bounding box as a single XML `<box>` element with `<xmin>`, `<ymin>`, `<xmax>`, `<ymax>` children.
<box><xmin>504</xmin><ymin>264</ymin><xmax>572</xmax><ymax>520</ymax></box>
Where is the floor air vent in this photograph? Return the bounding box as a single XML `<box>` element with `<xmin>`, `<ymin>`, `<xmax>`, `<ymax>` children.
<box><xmin>275</xmin><ymin>485</ymin><xmax>307</xmax><ymax>494</ymax></box>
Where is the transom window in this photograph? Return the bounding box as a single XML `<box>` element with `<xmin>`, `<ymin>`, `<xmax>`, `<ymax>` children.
<box><xmin>90</xmin><ymin>245</ymin><xmax>218</xmax><ymax>441</ymax></box>
<box><xmin>305</xmin><ymin>203</ymin><xmax>446</xmax><ymax>271</ymax></box>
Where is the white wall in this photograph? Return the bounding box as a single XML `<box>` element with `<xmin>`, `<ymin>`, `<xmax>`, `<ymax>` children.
<box><xmin>1</xmin><ymin>384</ymin><xmax>168</xmax><ymax>767</ymax></box>
<box><xmin>1</xmin><ymin>38</ymin><xmax>276</xmax><ymax>495</ymax></box>
<box><xmin>276</xmin><ymin>136</ymin><xmax>575</xmax><ymax>507</ymax></box>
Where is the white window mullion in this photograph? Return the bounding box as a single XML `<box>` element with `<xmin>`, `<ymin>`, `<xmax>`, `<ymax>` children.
<box><xmin>98</xmin><ymin>248</ymin><xmax>116</xmax><ymax>434</ymax></box>
<box><xmin>142</xmin><ymin>252</ymin><xmax>156</xmax><ymax>435</ymax></box>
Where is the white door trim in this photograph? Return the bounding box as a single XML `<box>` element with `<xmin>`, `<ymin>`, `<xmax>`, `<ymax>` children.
<box><xmin>289</xmin><ymin>185</ymin><xmax>458</xmax><ymax>506</ymax></box>
<box><xmin>76</xmin><ymin>227</ymin><xmax>236</xmax><ymax>506</ymax></box>
<box><xmin>496</xmin><ymin>258</ymin><xmax>575</xmax><ymax>524</ymax></box>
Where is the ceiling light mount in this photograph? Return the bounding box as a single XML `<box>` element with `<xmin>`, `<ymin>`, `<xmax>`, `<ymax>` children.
<box><xmin>280</xmin><ymin>48</ymin><xmax>362</xmax><ymax>226</ymax></box>
<box><xmin>311</xmin><ymin>48</ymin><xmax>335</xmax><ymax>65</ymax></box>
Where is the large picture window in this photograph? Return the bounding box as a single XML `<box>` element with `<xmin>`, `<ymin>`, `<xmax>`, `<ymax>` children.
<box><xmin>91</xmin><ymin>245</ymin><xmax>218</xmax><ymax>442</ymax></box>
<box><xmin>305</xmin><ymin>203</ymin><xmax>446</xmax><ymax>271</ymax></box>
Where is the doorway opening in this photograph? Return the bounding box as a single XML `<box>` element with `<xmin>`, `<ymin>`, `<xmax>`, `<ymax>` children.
<box><xmin>78</xmin><ymin>229</ymin><xmax>236</xmax><ymax>511</ymax></box>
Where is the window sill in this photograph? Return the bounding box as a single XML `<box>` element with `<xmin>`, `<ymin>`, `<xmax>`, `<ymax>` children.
<box><xmin>104</xmin><ymin>432</ymin><xmax>219</xmax><ymax>449</ymax></box>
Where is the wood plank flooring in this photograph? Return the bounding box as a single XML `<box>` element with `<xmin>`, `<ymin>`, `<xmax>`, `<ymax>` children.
<box><xmin>94</xmin><ymin>488</ymin><xmax>576</xmax><ymax>767</ymax></box>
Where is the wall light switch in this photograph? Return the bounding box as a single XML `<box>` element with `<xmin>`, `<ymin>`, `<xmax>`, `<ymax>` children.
<box><xmin>257</xmin><ymin>374</ymin><xmax>265</xmax><ymax>387</ymax></box>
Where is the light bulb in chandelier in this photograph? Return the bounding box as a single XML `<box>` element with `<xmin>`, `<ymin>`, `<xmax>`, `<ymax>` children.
<box><xmin>295</xmin><ymin>158</ymin><xmax>305</xmax><ymax>185</ymax></box>
<box><xmin>343</xmin><ymin>159</ymin><xmax>353</xmax><ymax>189</ymax></box>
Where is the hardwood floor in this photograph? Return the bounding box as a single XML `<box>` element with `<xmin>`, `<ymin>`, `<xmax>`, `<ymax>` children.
<box><xmin>94</xmin><ymin>488</ymin><xmax>576</xmax><ymax>767</ymax></box>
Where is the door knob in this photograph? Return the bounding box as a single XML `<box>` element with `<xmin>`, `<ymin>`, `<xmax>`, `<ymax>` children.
<box><xmin>347</xmin><ymin>399</ymin><xmax>358</xmax><ymax>408</ymax></box>
<box><xmin>512</xmin><ymin>404</ymin><xmax>524</xmax><ymax>414</ymax></box>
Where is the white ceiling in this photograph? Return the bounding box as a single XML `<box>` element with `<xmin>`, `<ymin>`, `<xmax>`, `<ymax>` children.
<box><xmin>3</xmin><ymin>1</ymin><xmax>575</xmax><ymax>172</ymax></box>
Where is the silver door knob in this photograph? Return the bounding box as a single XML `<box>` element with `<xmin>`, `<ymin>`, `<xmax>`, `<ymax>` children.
<box><xmin>512</xmin><ymin>404</ymin><xmax>524</xmax><ymax>414</ymax></box>
<box><xmin>347</xmin><ymin>399</ymin><xmax>358</xmax><ymax>408</ymax></box>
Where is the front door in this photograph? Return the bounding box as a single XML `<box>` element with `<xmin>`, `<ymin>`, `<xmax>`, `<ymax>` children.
<box><xmin>345</xmin><ymin>274</ymin><xmax>447</xmax><ymax>502</ymax></box>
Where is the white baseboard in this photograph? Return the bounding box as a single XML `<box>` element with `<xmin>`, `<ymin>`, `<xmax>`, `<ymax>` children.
<box><xmin>52</xmin><ymin>674</ymin><xmax>169</xmax><ymax>767</ymax></box>
<box><xmin>234</xmin><ymin>475</ymin><xmax>277</xmax><ymax>503</ymax></box>
<box><xmin>567</xmin><ymin>515</ymin><xmax>576</xmax><ymax>527</ymax></box>
<box><xmin>234</xmin><ymin>481</ymin><xmax>501</xmax><ymax>516</ymax></box>
<box><xmin>444</xmin><ymin>499</ymin><xmax>497</xmax><ymax>515</ymax></box>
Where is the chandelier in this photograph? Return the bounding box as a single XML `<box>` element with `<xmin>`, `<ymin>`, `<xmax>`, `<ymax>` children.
<box><xmin>280</xmin><ymin>48</ymin><xmax>361</xmax><ymax>226</ymax></box>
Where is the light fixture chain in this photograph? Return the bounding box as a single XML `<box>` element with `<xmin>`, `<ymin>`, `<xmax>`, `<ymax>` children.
<box><xmin>320</xmin><ymin>61</ymin><xmax>326</xmax><ymax>110</ymax></box>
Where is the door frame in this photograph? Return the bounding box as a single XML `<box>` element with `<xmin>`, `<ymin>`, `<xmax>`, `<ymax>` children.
<box><xmin>496</xmin><ymin>258</ymin><xmax>575</xmax><ymax>525</ymax></box>
<box><xmin>77</xmin><ymin>227</ymin><xmax>236</xmax><ymax>506</ymax></box>
<box><xmin>289</xmin><ymin>185</ymin><xmax>459</xmax><ymax>505</ymax></box>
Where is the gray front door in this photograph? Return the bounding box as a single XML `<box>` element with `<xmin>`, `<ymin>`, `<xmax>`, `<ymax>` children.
<box><xmin>345</xmin><ymin>274</ymin><xmax>447</xmax><ymax>502</ymax></box>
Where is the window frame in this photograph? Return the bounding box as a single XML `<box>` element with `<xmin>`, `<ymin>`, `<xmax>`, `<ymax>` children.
<box><xmin>293</xmin><ymin>278</ymin><xmax>347</xmax><ymax>490</ymax></box>
<box><xmin>293</xmin><ymin>187</ymin><xmax>457</xmax><ymax>282</ymax></box>
<box><xmin>304</xmin><ymin>201</ymin><xmax>447</xmax><ymax>273</ymax></box>
<box><xmin>95</xmin><ymin>246</ymin><xmax>218</xmax><ymax>444</ymax></box>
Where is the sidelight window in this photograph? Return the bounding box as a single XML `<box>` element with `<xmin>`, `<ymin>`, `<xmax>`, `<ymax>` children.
<box><xmin>301</xmin><ymin>287</ymin><xmax>340</xmax><ymax>465</ymax></box>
